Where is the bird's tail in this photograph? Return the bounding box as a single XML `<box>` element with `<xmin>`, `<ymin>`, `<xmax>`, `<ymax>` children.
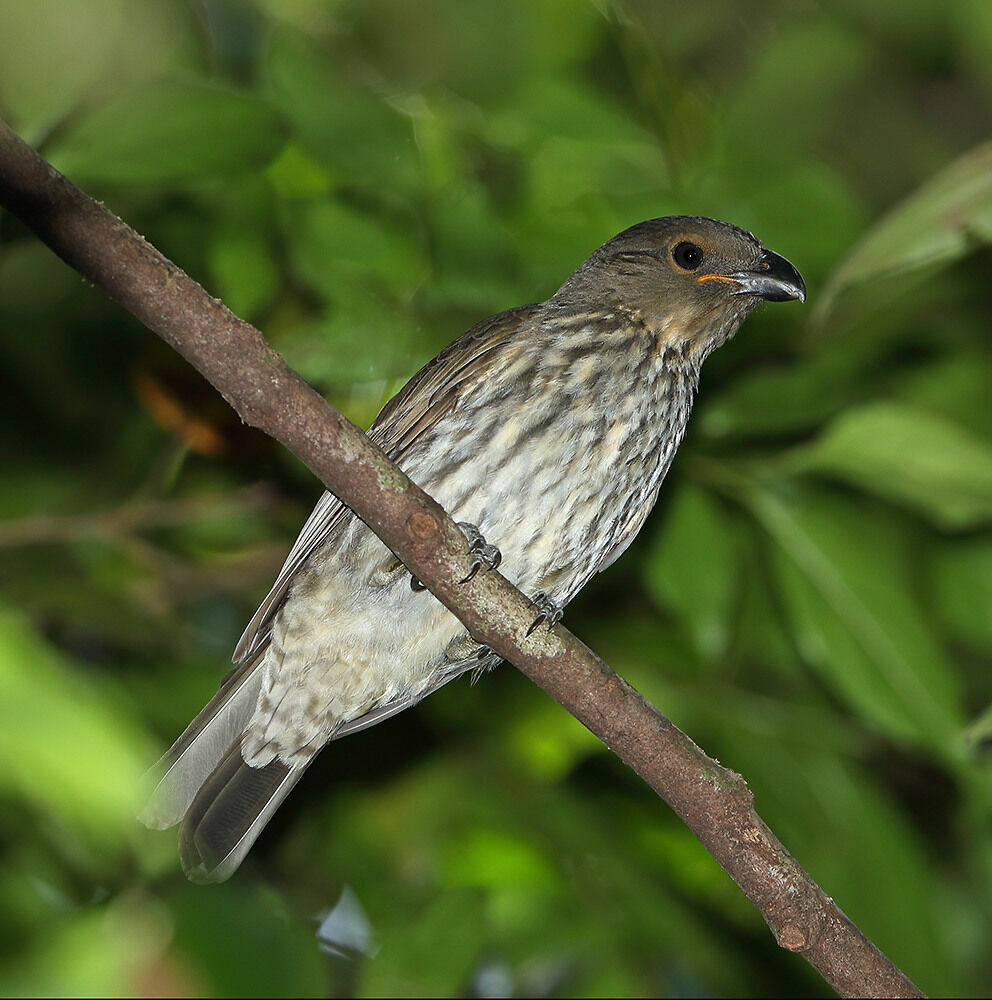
<box><xmin>177</xmin><ymin>743</ymin><xmax>306</xmax><ymax>883</ymax></box>
<box><xmin>140</xmin><ymin>649</ymin><xmax>493</xmax><ymax>882</ymax></box>
<box><xmin>139</xmin><ymin>652</ymin><xmax>309</xmax><ymax>883</ymax></box>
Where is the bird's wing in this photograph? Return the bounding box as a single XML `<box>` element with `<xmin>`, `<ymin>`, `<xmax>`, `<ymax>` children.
<box><xmin>595</xmin><ymin>485</ymin><xmax>661</xmax><ymax>574</ymax></box>
<box><xmin>369</xmin><ymin>303</ymin><xmax>541</xmax><ymax>459</ymax></box>
<box><xmin>232</xmin><ymin>490</ymin><xmax>349</xmax><ymax>662</ymax></box>
<box><xmin>232</xmin><ymin>304</ymin><xmax>541</xmax><ymax>665</ymax></box>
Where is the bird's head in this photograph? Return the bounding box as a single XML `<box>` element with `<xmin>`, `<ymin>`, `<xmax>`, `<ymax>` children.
<box><xmin>551</xmin><ymin>216</ymin><xmax>806</xmax><ymax>359</ymax></box>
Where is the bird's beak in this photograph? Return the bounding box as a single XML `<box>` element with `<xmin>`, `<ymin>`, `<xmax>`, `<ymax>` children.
<box><xmin>723</xmin><ymin>249</ymin><xmax>806</xmax><ymax>303</ymax></box>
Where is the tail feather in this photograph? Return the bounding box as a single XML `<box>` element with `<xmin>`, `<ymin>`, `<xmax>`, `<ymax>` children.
<box><xmin>138</xmin><ymin>646</ymin><xmax>310</xmax><ymax>884</ymax></box>
<box><xmin>178</xmin><ymin>744</ymin><xmax>307</xmax><ymax>884</ymax></box>
<box><xmin>140</xmin><ymin>650</ymin><xmax>492</xmax><ymax>882</ymax></box>
<box><xmin>139</xmin><ymin>655</ymin><xmax>265</xmax><ymax>831</ymax></box>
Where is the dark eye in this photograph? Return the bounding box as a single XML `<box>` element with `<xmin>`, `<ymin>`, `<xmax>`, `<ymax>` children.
<box><xmin>672</xmin><ymin>241</ymin><xmax>703</xmax><ymax>271</ymax></box>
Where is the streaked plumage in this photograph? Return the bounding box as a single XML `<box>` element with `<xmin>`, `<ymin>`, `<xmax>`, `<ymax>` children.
<box><xmin>141</xmin><ymin>216</ymin><xmax>805</xmax><ymax>882</ymax></box>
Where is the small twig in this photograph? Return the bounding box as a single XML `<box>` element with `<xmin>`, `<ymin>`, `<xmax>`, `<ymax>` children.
<box><xmin>0</xmin><ymin>117</ymin><xmax>924</xmax><ymax>999</ymax></box>
<box><xmin>0</xmin><ymin>484</ymin><xmax>277</xmax><ymax>548</ymax></box>
<box><xmin>120</xmin><ymin>535</ymin><xmax>287</xmax><ymax>617</ymax></box>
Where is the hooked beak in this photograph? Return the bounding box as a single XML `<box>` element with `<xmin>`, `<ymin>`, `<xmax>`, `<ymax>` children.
<box><xmin>726</xmin><ymin>249</ymin><xmax>806</xmax><ymax>303</ymax></box>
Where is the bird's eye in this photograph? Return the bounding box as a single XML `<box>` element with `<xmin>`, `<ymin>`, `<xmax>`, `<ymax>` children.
<box><xmin>672</xmin><ymin>241</ymin><xmax>703</xmax><ymax>271</ymax></box>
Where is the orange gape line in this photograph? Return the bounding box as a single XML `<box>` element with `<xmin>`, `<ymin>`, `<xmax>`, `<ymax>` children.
<box><xmin>696</xmin><ymin>273</ymin><xmax>741</xmax><ymax>286</ymax></box>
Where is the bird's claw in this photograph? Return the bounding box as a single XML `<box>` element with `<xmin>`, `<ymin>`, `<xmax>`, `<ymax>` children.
<box><xmin>457</xmin><ymin>522</ymin><xmax>502</xmax><ymax>584</ymax></box>
<box><xmin>526</xmin><ymin>592</ymin><xmax>563</xmax><ymax>636</ymax></box>
<box><xmin>410</xmin><ymin>523</ymin><xmax>501</xmax><ymax>591</ymax></box>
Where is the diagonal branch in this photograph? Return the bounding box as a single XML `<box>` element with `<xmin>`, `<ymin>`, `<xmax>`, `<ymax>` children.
<box><xmin>0</xmin><ymin>117</ymin><xmax>924</xmax><ymax>999</ymax></box>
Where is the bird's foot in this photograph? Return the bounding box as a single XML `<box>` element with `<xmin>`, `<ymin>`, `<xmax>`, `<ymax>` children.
<box><xmin>456</xmin><ymin>522</ymin><xmax>502</xmax><ymax>583</ymax></box>
<box><xmin>526</xmin><ymin>592</ymin><xmax>563</xmax><ymax>636</ymax></box>
<box><xmin>410</xmin><ymin>522</ymin><xmax>501</xmax><ymax>591</ymax></box>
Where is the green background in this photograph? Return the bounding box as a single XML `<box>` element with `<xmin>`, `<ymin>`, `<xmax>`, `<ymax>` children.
<box><xmin>1</xmin><ymin>0</ymin><xmax>991</xmax><ymax>995</ymax></box>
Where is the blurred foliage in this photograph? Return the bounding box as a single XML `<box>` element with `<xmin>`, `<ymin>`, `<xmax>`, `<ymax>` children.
<box><xmin>1</xmin><ymin>0</ymin><xmax>991</xmax><ymax>995</ymax></box>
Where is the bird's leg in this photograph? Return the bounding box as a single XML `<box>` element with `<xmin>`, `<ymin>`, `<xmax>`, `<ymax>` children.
<box><xmin>409</xmin><ymin>522</ymin><xmax>501</xmax><ymax>591</ymax></box>
<box><xmin>526</xmin><ymin>592</ymin><xmax>564</xmax><ymax>636</ymax></box>
<box><xmin>456</xmin><ymin>521</ymin><xmax>502</xmax><ymax>583</ymax></box>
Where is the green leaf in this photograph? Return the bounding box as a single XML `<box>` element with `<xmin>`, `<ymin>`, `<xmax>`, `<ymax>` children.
<box><xmin>507</xmin><ymin>78</ymin><xmax>668</xmax><ymax>210</ymax></box>
<box><xmin>722</xmin><ymin>17</ymin><xmax>870</xmax><ymax>169</ymax></box>
<box><xmin>0</xmin><ymin>893</ymin><xmax>181</xmax><ymax>996</ymax></box>
<box><xmin>0</xmin><ymin>0</ymin><xmax>125</xmax><ymax>140</ymax></box>
<box><xmin>700</xmin><ymin>349</ymin><xmax>860</xmax><ymax>441</ymax></box>
<box><xmin>782</xmin><ymin>401</ymin><xmax>992</xmax><ymax>529</ymax></box>
<box><xmin>502</xmin><ymin>695</ymin><xmax>601</xmax><ymax>781</ymax></box>
<box><xmin>324</xmin><ymin>0</ymin><xmax>600</xmax><ymax>104</ymax></box>
<box><xmin>0</xmin><ymin>604</ymin><xmax>151</xmax><ymax>840</ymax></box>
<box><xmin>643</xmin><ymin>485</ymin><xmax>739</xmax><ymax>661</ymax></box>
<box><xmin>815</xmin><ymin>141</ymin><xmax>992</xmax><ymax>319</ymax></box>
<box><xmin>280</xmin><ymin>199</ymin><xmax>429</xmax><ymax>382</ymax></box>
<box><xmin>207</xmin><ymin>227</ymin><xmax>280</xmax><ymax>320</ymax></box>
<box><xmin>277</xmin><ymin>297</ymin><xmax>423</xmax><ymax>386</ymax></box>
<box><xmin>169</xmin><ymin>884</ymin><xmax>329</xmax><ymax>995</ymax></box>
<box><xmin>265</xmin><ymin>141</ymin><xmax>335</xmax><ymax>199</ymax></box>
<box><xmin>750</xmin><ymin>489</ymin><xmax>962</xmax><ymax>752</ymax></box>
<box><xmin>891</xmin><ymin>351</ymin><xmax>992</xmax><ymax>440</ymax></box>
<box><xmin>964</xmin><ymin>702</ymin><xmax>992</xmax><ymax>748</ymax></box>
<box><xmin>426</xmin><ymin>187</ymin><xmax>522</xmax><ymax>314</ymax></box>
<box><xmin>951</xmin><ymin>1</ymin><xmax>992</xmax><ymax>96</ymax></box>
<box><xmin>932</xmin><ymin>538</ymin><xmax>992</xmax><ymax>653</ymax></box>
<box><xmin>45</xmin><ymin>80</ymin><xmax>284</xmax><ymax>185</ymax></box>
<box><xmin>358</xmin><ymin>889</ymin><xmax>486</xmax><ymax>998</ymax></box>
<box><xmin>288</xmin><ymin>200</ymin><xmax>427</xmax><ymax>300</ymax></box>
<box><xmin>264</xmin><ymin>27</ymin><xmax>420</xmax><ymax>192</ymax></box>
<box><xmin>498</xmin><ymin>75</ymin><xmax>661</xmax><ymax>147</ymax></box>
<box><xmin>440</xmin><ymin>828</ymin><xmax>561</xmax><ymax>892</ymax></box>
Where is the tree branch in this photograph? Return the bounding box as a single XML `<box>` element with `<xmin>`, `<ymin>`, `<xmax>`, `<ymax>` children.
<box><xmin>0</xmin><ymin>117</ymin><xmax>924</xmax><ymax>999</ymax></box>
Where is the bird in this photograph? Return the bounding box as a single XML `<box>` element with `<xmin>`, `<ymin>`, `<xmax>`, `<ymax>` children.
<box><xmin>140</xmin><ymin>216</ymin><xmax>805</xmax><ymax>882</ymax></box>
